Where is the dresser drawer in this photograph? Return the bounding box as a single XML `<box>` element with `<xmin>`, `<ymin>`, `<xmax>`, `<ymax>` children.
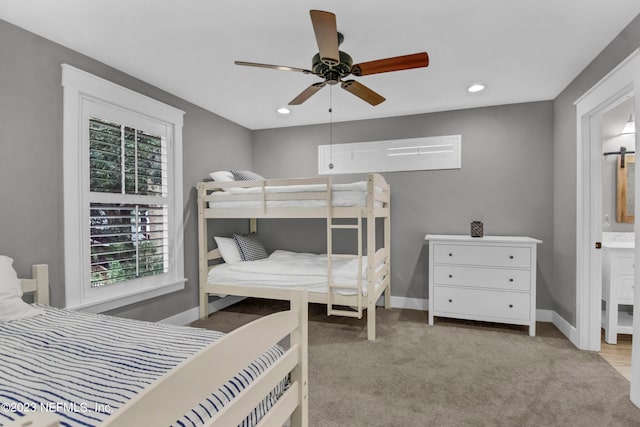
<box><xmin>433</xmin><ymin>244</ymin><xmax>531</xmax><ymax>268</ymax></box>
<box><xmin>433</xmin><ymin>265</ymin><xmax>530</xmax><ymax>291</ymax></box>
<box><xmin>433</xmin><ymin>286</ymin><xmax>530</xmax><ymax>321</ymax></box>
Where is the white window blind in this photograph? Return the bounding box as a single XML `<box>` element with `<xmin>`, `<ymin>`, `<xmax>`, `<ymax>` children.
<box><xmin>89</xmin><ymin>117</ymin><xmax>167</xmax><ymax>196</ymax></box>
<box><xmin>89</xmin><ymin>203</ymin><xmax>168</xmax><ymax>286</ymax></box>
<box><xmin>88</xmin><ymin>117</ymin><xmax>169</xmax><ymax>287</ymax></box>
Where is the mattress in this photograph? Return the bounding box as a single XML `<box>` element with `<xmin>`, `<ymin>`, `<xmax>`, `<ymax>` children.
<box><xmin>224</xmin><ymin>181</ymin><xmax>371</xmax><ymax>194</ymax></box>
<box><xmin>207</xmin><ymin>250</ymin><xmax>386</xmax><ymax>295</ymax></box>
<box><xmin>0</xmin><ymin>306</ymin><xmax>286</xmax><ymax>427</ymax></box>
<box><xmin>208</xmin><ymin>181</ymin><xmax>383</xmax><ymax>209</ymax></box>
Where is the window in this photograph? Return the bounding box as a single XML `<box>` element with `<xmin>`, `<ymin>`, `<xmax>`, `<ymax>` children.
<box><xmin>89</xmin><ymin>117</ymin><xmax>169</xmax><ymax>287</ymax></box>
<box><xmin>62</xmin><ymin>64</ymin><xmax>185</xmax><ymax>312</ymax></box>
<box><xmin>318</xmin><ymin>135</ymin><xmax>462</xmax><ymax>175</ymax></box>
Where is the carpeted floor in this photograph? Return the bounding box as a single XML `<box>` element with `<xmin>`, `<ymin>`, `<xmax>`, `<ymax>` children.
<box><xmin>191</xmin><ymin>299</ymin><xmax>640</xmax><ymax>426</ymax></box>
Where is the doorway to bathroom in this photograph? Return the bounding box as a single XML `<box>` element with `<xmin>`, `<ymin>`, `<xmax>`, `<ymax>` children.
<box><xmin>575</xmin><ymin>47</ymin><xmax>640</xmax><ymax>406</ymax></box>
<box><xmin>599</xmin><ymin>97</ymin><xmax>636</xmax><ymax>380</ymax></box>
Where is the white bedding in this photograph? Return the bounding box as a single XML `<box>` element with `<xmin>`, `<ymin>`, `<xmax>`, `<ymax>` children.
<box><xmin>208</xmin><ymin>181</ymin><xmax>383</xmax><ymax>209</ymax></box>
<box><xmin>225</xmin><ymin>181</ymin><xmax>372</xmax><ymax>194</ymax></box>
<box><xmin>207</xmin><ymin>250</ymin><xmax>385</xmax><ymax>295</ymax></box>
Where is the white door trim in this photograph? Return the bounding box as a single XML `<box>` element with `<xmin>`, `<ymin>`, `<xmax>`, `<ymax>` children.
<box><xmin>574</xmin><ymin>48</ymin><xmax>640</xmax><ymax>406</ymax></box>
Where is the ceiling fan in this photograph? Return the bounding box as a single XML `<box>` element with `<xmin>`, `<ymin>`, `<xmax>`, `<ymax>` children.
<box><xmin>234</xmin><ymin>10</ymin><xmax>429</xmax><ymax>106</ymax></box>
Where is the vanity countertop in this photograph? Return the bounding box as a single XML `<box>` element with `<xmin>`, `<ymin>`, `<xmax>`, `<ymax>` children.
<box><xmin>602</xmin><ymin>232</ymin><xmax>635</xmax><ymax>249</ymax></box>
<box><xmin>603</xmin><ymin>242</ymin><xmax>634</xmax><ymax>249</ymax></box>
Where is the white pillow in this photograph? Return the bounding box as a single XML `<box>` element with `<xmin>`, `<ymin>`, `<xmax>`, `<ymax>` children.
<box><xmin>0</xmin><ymin>256</ymin><xmax>44</xmax><ymax>322</ymax></box>
<box><xmin>209</xmin><ymin>171</ymin><xmax>235</xmax><ymax>182</ymax></box>
<box><xmin>214</xmin><ymin>237</ymin><xmax>243</xmax><ymax>264</ymax></box>
<box><xmin>231</xmin><ymin>170</ymin><xmax>265</xmax><ymax>181</ymax></box>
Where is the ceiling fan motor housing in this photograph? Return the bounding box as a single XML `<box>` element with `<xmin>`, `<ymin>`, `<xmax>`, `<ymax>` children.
<box><xmin>312</xmin><ymin>51</ymin><xmax>353</xmax><ymax>85</ymax></box>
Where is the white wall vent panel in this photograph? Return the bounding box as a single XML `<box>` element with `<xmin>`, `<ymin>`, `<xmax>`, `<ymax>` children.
<box><xmin>318</xmin><ymin>135</ymin><xmax>461</xmax><ymax>175</ymax></box>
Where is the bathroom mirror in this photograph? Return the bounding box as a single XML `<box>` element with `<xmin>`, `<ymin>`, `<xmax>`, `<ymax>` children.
<box><xmin>617</xmin><ymin>154</ymin><xmax>635</xmax><ymax>223</ymax></box>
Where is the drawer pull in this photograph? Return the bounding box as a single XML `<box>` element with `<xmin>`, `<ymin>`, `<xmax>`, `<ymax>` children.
<box><xmin>509</xmin><ymin>278</ymin><xmax>514</xmax><ymax>282</ymax></box>
<box><xmin>509</xmin><ymin>255</ymin><xmax>514</xmax><ymax>259</ymax></box>
<box><xmin>509</xmin><ymin>304</ymin><xmax>513</xmax><ymax>308</ymax></box>
<box><xmin>449</xmin><ymin>274</ymin><xmax>453</xmax><ymax>278</ymax></box>
<box><xmin>449</xmin><ymin>253</ymin><xmax>453</xmax><ymax>257</ymax></box>
<box><xmin>448</xmin><ymin>299</ymin><xmax>453</xmax><ymax>303</ymax></box>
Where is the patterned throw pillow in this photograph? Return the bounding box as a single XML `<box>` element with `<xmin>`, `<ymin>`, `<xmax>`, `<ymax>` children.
<box><xmin>233</xmin><ymin>233</ymin><xmax>268</xmax><ymax>261</ymax></box>
<box><xmin>230</xmin><ymin>170</ymin><xmax>265</xmax><ymax>181</ymax></box>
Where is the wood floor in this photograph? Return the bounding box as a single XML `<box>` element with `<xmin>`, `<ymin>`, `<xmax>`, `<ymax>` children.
<box><xmin>599</xmin><ymin>331</ymin><xmax>632</xmax><ymax>380</ymax></box>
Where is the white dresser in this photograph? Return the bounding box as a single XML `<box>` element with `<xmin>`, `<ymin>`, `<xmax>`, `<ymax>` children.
<box><xmin>426</xmin><ymin>235</ymin><xmax>542</xmax><ymax>336</ymax></box>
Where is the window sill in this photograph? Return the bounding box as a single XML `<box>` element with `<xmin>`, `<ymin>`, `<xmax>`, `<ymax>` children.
<box><xmin>66</xmin><ymin>279</ymin><xmax>186</xmax><ymax>313</ymax></box>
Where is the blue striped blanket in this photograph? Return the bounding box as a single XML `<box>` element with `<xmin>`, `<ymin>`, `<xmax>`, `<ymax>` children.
<box><xmin>0</xmin><ymin>306</ymin><xmax>288</xmax><ymax>427</ymax></box>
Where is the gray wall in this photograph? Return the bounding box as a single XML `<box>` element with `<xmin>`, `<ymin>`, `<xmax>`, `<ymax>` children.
<box><xmin>252</xmin><ymin>102</ymin><xmax>555</xmax><ymax>308</ymax></box>
<box><xmin>553</xmin><ymin>14</ymin><xmax>640</xmax><ymax>324</ymax></box>
<box><xmin>0</xmin><ymin>20</ymin><xmax>253</xmax><ymax>321</ymax></box>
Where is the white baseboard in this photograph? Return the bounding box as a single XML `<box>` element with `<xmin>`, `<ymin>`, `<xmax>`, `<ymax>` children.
<box><xmin>388</xmin><ymin>296</ymin><xmax>429</xmax><ymax>311</ymax></box>
<box><xmin>159</xmin><ymin>295</ymin><xmax>246</xmax><ymax>326</ymax></box>
<box><xmin>551</xmin><ymin>311</ymin><xmax>579</xmax><ymax>347</ymax></box>
<box><xmin>536</xmin><ymin>309</ymin><xmax>554</xmax><ymax>322</ymax></box>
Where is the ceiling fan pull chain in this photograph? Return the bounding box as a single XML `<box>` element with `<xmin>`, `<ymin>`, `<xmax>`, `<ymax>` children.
<box><xmin>329</xmin><ymin>85</ymin><xmax>334</xmax><ymax>169</ymax></box>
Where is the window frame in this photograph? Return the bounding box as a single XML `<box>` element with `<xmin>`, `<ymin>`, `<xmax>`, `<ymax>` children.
<box><xmin>62</xmin><ymin>64</ymin><xmax>185</xmax><ymax>312</ymax></box>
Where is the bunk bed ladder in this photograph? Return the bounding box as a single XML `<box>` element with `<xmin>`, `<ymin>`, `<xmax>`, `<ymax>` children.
<box><xmin>327</xmin><ymin>213</ymin><xmax>363</xmax><ymax>318</ymax></box>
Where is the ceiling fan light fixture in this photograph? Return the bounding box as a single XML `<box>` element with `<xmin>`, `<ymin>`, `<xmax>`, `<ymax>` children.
<box><xmin>620</xmin><ymin>113</ymin><xmax>636</xmax><ymax>135</ymax></box>
<box><xmin>467</xmin><ymin>83</ymin><xmax>485</xmax><ymax>93</ymax></box>
<box><xmin>277</xmin><ymin>107</ymin><xmax>291</xmax><ymax>115</ymax></box>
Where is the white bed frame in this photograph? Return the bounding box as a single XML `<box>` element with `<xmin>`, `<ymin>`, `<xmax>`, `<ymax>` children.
<box><xmin>11</xmin><ymin>265</ymin><xmax>309</xmax><ymax>427</ymax></box>
<box><xmin>197</xmin><ymin>173</ymin><xmax>391</xmax><ymax>341</ymax></box>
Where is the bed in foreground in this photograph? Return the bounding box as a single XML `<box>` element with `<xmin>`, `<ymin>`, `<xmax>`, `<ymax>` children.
<box><xmin>2</xmin><ymin>263</ymin><xmax>308</xmax><ymax>427</ymax></box>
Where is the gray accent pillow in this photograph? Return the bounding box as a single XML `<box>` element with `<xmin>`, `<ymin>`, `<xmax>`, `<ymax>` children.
<box><xmin>231</xmin><ymin>170</ymin><xmax>265</xmax><ymax>181</ymax></box>
<box><xmin>233</xmin><ymin>233</ymin><xmax>268</xmax><ymax>261</ymax></box>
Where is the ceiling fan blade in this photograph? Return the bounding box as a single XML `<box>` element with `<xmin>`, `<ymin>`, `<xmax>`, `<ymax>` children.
<box><xmin>234</xmin><ymin>60</ymin><xmax>313</xmax><ymax>74</ymax></box>
<box><xmin>310</xmin><ymin>10</ymin><xmax>340</xmax><ymax>66</ymax></box>
<box><xmin>289</xmin><ymin>82</ymin><xmax>326</xmax><ymax>105</ymax></box>
<box><xmin>351</xmin><ymin>52</ymin><xmax>429</xmax><ymax>76</ymax></box>
<box><xmin>341</xmin><ymin>80</ymin><xmax>385</xmax><ymax>106</ymax></box>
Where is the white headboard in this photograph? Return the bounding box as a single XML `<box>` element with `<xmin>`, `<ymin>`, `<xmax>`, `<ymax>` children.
<box><xmin>20</xmin><ymin>264</ymin><xmax>50</xmax><ymax>305</ymax></box>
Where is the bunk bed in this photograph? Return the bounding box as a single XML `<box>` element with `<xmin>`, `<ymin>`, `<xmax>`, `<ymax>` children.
<box><xmin>197</xmin><ymin>173</ymin><xmax>391</xmax><ymax>341</ymax></box>
<box><xmin>3</xmin><ymin>263</ymin><xmax>309</xmax><ymax>427</ymax></box>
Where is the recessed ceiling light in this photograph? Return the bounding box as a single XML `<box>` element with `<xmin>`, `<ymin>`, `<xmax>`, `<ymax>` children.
<box><xmin>277</xmin><ymin>107</ymin><xmax>291</xmax><ymax>115</ymax></box>
<box><xmin>467</xmin><ymin>84</ymin><xmax>485</xmax><ymax>93</ymax></box>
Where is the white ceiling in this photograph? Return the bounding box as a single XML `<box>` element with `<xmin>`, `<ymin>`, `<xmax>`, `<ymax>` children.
<box><xmin>2</xmin><ymin>1</ymin><xmax>640</xmax><ymax>130</ymax></box>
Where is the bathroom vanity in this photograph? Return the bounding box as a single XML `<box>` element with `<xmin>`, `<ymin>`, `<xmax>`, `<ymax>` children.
<box><xmin>602</xmin><ymin>232</ymin><xmax>635</xmax><ymax>344</ymax></box>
